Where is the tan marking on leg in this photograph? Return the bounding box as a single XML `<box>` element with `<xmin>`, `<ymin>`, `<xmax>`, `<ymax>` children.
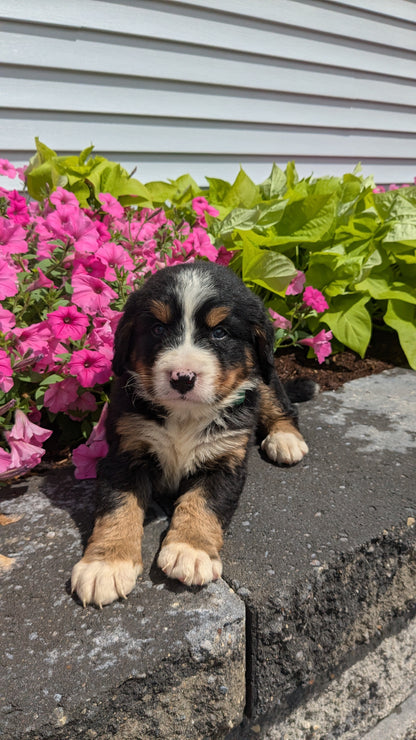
<box><xmin>205</xmin><ymin>305</ymin><xmax>230</xmax><ymax>327</ymax></box>
<box><xmin>259</xmin><ymin>382</ymin><xmax>308</xmax><ymax>465</ymax></box>
<box><xmin>149</xmin><ymin>298</ymin><xmax>172</xmax><ymax>324</ymax></box>
<box><xmin>157</xmin><ymin>489</ymin><xmax>223</xmax><ymax>586</ymax></box>
<box><xmin>71</xmin><ymin>493</ymin><xmax>144</xmax><ymax>607</ymax></box>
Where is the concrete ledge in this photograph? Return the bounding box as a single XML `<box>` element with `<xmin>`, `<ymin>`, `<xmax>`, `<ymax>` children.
<box><xmin>1</xmin><ymin>369</ymin><xmax>415</xmax><ymax>738</ymax></box>
<box><xmin>0</xmin><ymin>476</ymin><xmax>245</xmax><ymax>739</ymax></box>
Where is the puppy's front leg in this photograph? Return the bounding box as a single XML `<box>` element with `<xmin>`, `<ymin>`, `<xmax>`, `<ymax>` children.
<box><xmin>71</xmin><ymin>483</ymin><xmax>146</xmax><ymax>607</ymax></box>
<box><xmin>259</xmin><ymin>374</ymin><xmax>308</xmax><ymax>465</ymax></box>
<box><xmin>157</xmin><ymin>487</ymin><xmax>224</xmax><ymax>586</ymax></box>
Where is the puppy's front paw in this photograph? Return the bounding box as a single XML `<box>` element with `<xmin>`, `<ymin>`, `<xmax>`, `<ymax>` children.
<box><xmin>157</xmin><ymin>542</ymin><xmax>222</xmax><ymax>586</ymax></box>
<box><xmin>261</xmin><ymin>431</ymin><xmax>308</xmax><ymax>465</ymax></box>
<box><xmin>71</xmin><ymin>558</ymin><xmax>142</xmax><ymax>607</ymax></box>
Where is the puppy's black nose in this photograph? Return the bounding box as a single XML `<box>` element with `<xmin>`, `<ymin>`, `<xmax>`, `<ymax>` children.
<box><xmin>170</xmin><ymin>371</ymin><xmax>196</xmax><ymax>394</ymax></box>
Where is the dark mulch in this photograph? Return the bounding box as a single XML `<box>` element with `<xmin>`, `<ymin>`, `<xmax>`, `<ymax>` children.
<box><xmin>275</xmin><ymin>329</ymin><xmax>409</xmax><ymax>392</ymax></box>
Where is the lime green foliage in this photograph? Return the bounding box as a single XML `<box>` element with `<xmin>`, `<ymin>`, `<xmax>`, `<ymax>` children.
<box><xmin>27</xmin><ymin>144</ymin><xmax>416</xmax><ymax>368</ymax></box>
<box><xmin>26</xmin><ymin>138</ymin><xmax>153</xmax><ymax>208</ymax></box>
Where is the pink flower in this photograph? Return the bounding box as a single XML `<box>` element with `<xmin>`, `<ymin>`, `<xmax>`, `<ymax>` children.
<box><xmin>299</xmin><ymin>329</ymin><xmax>333</xmax><ymax>364</ymax></box>
<box><xmin>286</xmin><ymin>270</ymin><xmax>306</xmax><ymax>296</ymax></box>
<box><xmin>373</xmin><ymin>186</ymin><xmax>385</xmax><ymax>193</ymax></box>
<box><xmin>0</xmin><ymin>306</ymin><xmax>16</xmax><ymax>332</ymax></box>
<box><xmin>27</xmin><ymin>268</ymin><xmax>55</xmax><ymax>291</ymax></box>
<box><xmin>6</xmin><ymin>191</ymin><xmax>30</xmax><ymax>225</ymax></box>
<box><xmin>99</xmin><ymin>193</ymin><xmax>124</xmax><ymax>219</ymax></box>
<box><xmin>0</xmin><ymin>349</ymin><xmax>13</xmax><ymax>392</ymax></box>
<box><xmin>268</xmin><ymin>308</ymin><xmax>292</xmax><ymax>331</ymax></box>
<box><xmin>47</xmin><ymin>305</ymin><xmax>89</xmax><ymax>341</ymax></box>
<box><xmin>9</xmin><ymin>408</ymin><xmax>52</xmax><ymax>446</ymax></box>
<box><xmin>303</xmin><ymin>286</ymin><xmax>329</xmax><ymax>313</ymax></box>
<box><xmin>5</xmin><ymin>436</ymin><xmax>45</xmax><ymax>471</ymax></box>
<box><xmin>0</xmin><ymin>448</ymin><xmax>13</xmax><ymax>475</ymax></box>
<box><xmin>67</xmin><ymin>391</ymin><xmax>97</xmax><ymax>421</ymax></box>
<box><xmin>0</xmin><ymin>218</ymin><xmax>28</xmax><ymax>255</ymax></box>
<box><xmin>388</xmin><ymin>184</ymin><xmax>399</xmax><ymax>190</ymax></box>
<box><xmin>68</xmin><ymin>349</ymin><xmax>112</xmax><ymax>388</ymax></box>
<box><xmin>72</xmin><ymin>440</ymin><xmax>109</xmax><ymax>479</ymax></box>
<box><xmin>192</xmin><ymin>197</ymin><xmax>219</xmax><ymax>219</ymax></box>
<box><xmin>72</xmin><ymin>253</ymin><xmax>106</xmax><ymax>279</ymax></box>
<box><xmin>71</xmin><ymin>274</ymin><xmax>118</xmax><ymax>314</ymax></box>
<box><xmin>43</xmin><ymin>377</ymin><xmax>80</xmax><ymax>413</ymax></box>
<box><xmin>49</xmin><ymin>187</ymin><xmax>79</xmax><ymax>208</ymax></box>
<box><xmin>183</xmin><ymin>227</ymin><xmax>218</xmax><ymax>262</ymax></box>
<box><xmin>0</xmin><ymin>159</ymin><xmax>17</xmax><ymax>179</ymax></box>
<box><xmin>0</xmin><ymin>258</ymin><xmax>19</xmax><ymax>299</ymax></box>
<box><xmin>95</xmin><ymin>242</ymin><xmax>135</xmax><ymax>281</ymax></box>
<box><xmin>87</xmin><ymin>403</ymin><xmax>108</xmax><ymax>445</ymax></box>
<box><xmin>215</xmin><ymin>246</ymin><xmax>234</xmax><ymax>266</ymax></box>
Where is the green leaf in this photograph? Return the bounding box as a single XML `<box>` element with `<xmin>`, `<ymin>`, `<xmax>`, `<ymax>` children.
<box><xmin>259</xmin><ymin>164</ymin><xmax>287</xmax><ymax>200</ymax></box>
<box><xmin>273</xmin><ymin>193</ymin><xmax>338</xmax><ymax>245</ymax></box>
<box><xmin>323</xmin><ymin>293</ymin><xmax>372</xmax><ymax>357</ymax></box>
<box><xmin>145</xmin><ymin>180</ymin><xmax>178</xmax><ymax>204</ymax></box>
<box><xmin>384</xmin><ymin>300</ymin><xmax>416</xmax><ymax>369</ymax></box>
<box><xmin>354</xmin><ymin>276</ymin><xmax>416</xmax><ymax>305</ymax></box>
<box><xmin>220</xmin><ymin>207</ymin><xmax>260</xmax><ymax>234</ymax></box>
<box><xmin>206</xmin><ymin>177</ymin><xmax>232</xmax><ymax>203</ymax></box>
<box><xmin>223</xmin><ymin>168</ymin><xmax>259</xmax><ymax>208</ymax></box>
<box><xmin>242</xmin><ymin>239</ymin><xmax>297</xmax><ymax>295</ymax></box>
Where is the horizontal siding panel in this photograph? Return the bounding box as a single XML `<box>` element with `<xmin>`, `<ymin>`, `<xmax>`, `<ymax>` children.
<box><xmin>1</xmin><ymin>32</ymin><xmax>416</xmax><ymax>108</ymax></box>
<box><xmin>1</xmin><ymin>17</ymin><xmax>416</xmax><ymax>83</ymax></box>
<box><xmin>4</xmin><ymin>0</ymin><xmax>416</xmax><ymax>54</ymax></box>
<box><xmin>2</xmin><ymin>115</ymin><xmax>415</xmax><ymax>160</ymax></box>
<box><xmin>2</xmin><ymin>76</ymin><xmax>416</xmax><ymax>134</ymax></box>
<box><xmin>169</xmin><ymin>0</ymin><xmax>416</xmax><ymax>26</ymax></box>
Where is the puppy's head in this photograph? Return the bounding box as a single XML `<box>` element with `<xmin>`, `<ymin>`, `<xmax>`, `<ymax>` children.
<box><xmin>113</xmin><ymin>262</ymin><xmax>274</xmax><ymax>409</ymax></box>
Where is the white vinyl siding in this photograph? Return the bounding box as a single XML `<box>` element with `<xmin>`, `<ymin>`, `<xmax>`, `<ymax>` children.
<box><xmin>1</xmin><ymin>0</ymin><xmax>416</xmax><ymax>189</ymax></box>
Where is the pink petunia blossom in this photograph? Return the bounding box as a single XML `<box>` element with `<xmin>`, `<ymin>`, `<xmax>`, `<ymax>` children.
<box><xmin>87</xmin><ymin>403</ymin><xmax>108</xmax><ymax>445</ymax></box>
<box><xmin>299</xmin><ymin>329</ymin><xmax>333</xmax><ymax>364</ymax></box>
<box><xmin>67</xmin><ymin>391</ymin><xmax>97</xmax><ymax>421</ymax></box>
<box><xmin>71</xmin><ymin>274</ymin><xmax>118</xmax><ymax>314</ymax></box>
<box><xmin>27</xmin><ymin>268</ymin><xmax>55</xmax><ymax>291</ymax></box>
<box><xmin>72</xmin><ymin>252</ymin><xmax>106</xmax><ymax>279</ymax></box>
<box><xmin>5</xmin><ymin>436</ymin><xmax>45</xmax><ymax>471</ymax></box>
<box><xmin>215</xmin><ymin>246</ymin><xmax>234</xmax><ymax>266</ymax></box>
<box><xmin>0</xmin><ymin>349</ymin><xmax>13</xmax><ymax>392</ymax></box>
<box><xmin>95</xmin><ymin>242</ymin><xmax>135</xmax><ymax>281</ymax></box>
<box><xmin>286</xmin><ymin>270</ymin><xmax>306</xmax><ymax>296</ymax></box>
<box><xmin>0</xmin><ymin>306</ymin><xmax>16</xmax><ymax>332</ymax></box>
<box><xmin>182</xmin><ymin>227</ymin><xmax>218</xmax><ymax>262</ymax></box>
<box><xmin>0</xmin><ymin>448</ymin><xmax>13</xmax><ymax>475</ymax></box>
<box><xmin>0</xmin><ymin>159</ymin><xmax>17</xmax><ymax>179</ymax></box>
<box><xmin>99</xmin><ymin>193</ymin><xmax>124</xmax><ymax>219</ymax></box>
<box><xmin>47</xmin><ymin>305</ymin><xmax>89</xmax><ymax>341</ymax></box>
<box><xmin>6</xmin><ymin>191</ymin><xmax>30</xmax><ymax>225</ymax></box>
<box><xmin>42</xmin><ymin>205</ymin><xmax>100</xmax><ymax>254</ymax></box>
<box><xmin>192</xmin><ymin>197</ymin><xmax>220</xmax><ymax>219</ymax></box>
<box><xmin>68</xmin><ymin>349</ymin><xmax>112</xmax><ymax>388</ymax></box>
<box><xmin>0</xmin><ymin>217</ymin><xmax>28</xmax><ymax>255</ymax></box>
<box><xmin>43</xmin><ymin>377</ymin><xmax>80</xmax><ymax>413</ymax></box>
<box><xmin>0</xmin><ymin>258</ymin><xmax>19</xmax><ymax>300</ymax></box>
<box><xmin>9</xmin><ymin>408</ymin><xmax>52</xmax><ymax>446</ymax></box>
<box><xmin>72</xmin><ymin>439</ymin><xmax>109</xmax><ymax>479</ymax></box>
<box><xmin>302</xmin><ymin>286</ymin><xmax>329</xmax><ymax>313</ymax></box>
<box><xmin>49</xmin><ymin>187</ymin><xmax>80</xmax><ymax>208</ymax></box>
<box><xmin>373</xmin><ymin>186</ymin><xmax>385</xmax><ymax>194</ymax></box>
<box><xmin>268</xmin><ymin>308</ymin><xmax>292</xmax><ymax>331</ymax></box>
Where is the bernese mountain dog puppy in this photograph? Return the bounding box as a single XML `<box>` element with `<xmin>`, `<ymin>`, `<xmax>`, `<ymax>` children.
<box><xmin>71</xmin><ymin>261</ymin><xmax>313</xmax><ymax>607</ymax></box>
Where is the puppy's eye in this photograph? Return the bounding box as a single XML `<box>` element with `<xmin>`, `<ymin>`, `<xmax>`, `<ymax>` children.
<box><xmin>152</xmin><ymin>323</ymin><xmax>167</xmax><ymax>338</ymax></box>
<box><xmin>211</xmin><ymin>326</ymin><xmax>228</xmax><ymax>340</ymax></box>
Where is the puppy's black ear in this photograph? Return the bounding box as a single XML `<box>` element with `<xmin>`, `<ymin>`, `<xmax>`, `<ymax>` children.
<box><xmin>112</xmin><ymin>312</ymin><xmax>134</xmax><ymax>376</ymax></box>
<box><xmin>112</xmin><ymin>293</ymin><xmax>140</xmax><ymax>376</ymax></box>
<box><xmin>253</xmin><ymin>314</ymin><xmax>275</xmax><ymax>384</ymax></box>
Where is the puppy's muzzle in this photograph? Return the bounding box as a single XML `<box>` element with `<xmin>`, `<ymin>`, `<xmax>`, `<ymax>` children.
<box><xmin>169</xmin><ymin>370</ymin><xmax>197</xmax><ymax>395</ymax></box>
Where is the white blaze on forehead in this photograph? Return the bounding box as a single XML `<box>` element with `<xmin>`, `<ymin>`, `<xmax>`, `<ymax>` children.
<box><xmin>176</xmin><ymin>268</ymin><xmax>215</xmax><ymax>343</ymax></box>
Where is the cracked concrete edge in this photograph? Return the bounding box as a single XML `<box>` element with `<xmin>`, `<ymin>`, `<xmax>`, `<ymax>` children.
<box><xmin>257</xmin><ymin>615</ymin><xmax>416</xmax><ymax>740</ymax></box>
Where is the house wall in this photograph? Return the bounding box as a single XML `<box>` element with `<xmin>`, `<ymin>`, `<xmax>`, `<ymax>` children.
<box><xmin>1</xmin><ymin>0</ymin><xmax>416</xmax><ymax>189</ymax></box>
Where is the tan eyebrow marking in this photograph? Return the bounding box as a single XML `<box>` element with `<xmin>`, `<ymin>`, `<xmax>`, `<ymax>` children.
<box><xmin>149</xmin><ymin>299</ymin><xmax>172</xmax><ymax>324</ymax></box>
<box><xmin>205</xmin><ymin>306</ymin><xmax>230</xmax><ymax>327</ymax></box>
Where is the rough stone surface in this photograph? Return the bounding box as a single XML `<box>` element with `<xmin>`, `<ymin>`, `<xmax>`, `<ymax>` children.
<box><xmin>1</xmin><ymin>368</ymin><xmax>416</xmax><ymax>739</ymax></box>
<box><xmin>222</xmin><ymin>369</ymin><xmax>416</xmax><ymax>721</ymax></box>
<box><xmin>263</xmin><ymin>616</ymin><xmax>416</xmax><ymax>739</ymax></box>
<box><xmin>0</xmin><ymin>474</ymin><xmax>245</xmax><ymax>739</ymax></box>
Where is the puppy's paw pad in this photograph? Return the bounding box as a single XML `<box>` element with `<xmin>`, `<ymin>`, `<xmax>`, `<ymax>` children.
<box><xmin>158</xmin><ymin>542</ymin><xmax>222</xmax><ymax>586</ymax></box>
<box><xmin>261</xmin><ymin>431</ymin><xmax>308</xmax><ymax>465</ymax></box>
<box><xmin>71</xmin><ymin>558</ymin><xmax>142</xmax><ymax>607</ymax></box>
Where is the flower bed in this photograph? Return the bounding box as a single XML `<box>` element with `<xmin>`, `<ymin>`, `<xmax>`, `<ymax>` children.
<box><xmin>1</xmin><ymin>146</ymin><xmax>415</xmax><ymax>482</ymax></box>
